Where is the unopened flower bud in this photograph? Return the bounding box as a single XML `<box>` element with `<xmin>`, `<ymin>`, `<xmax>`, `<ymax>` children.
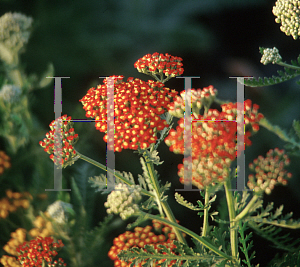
<box><xmin>260</xmin><ymin>47</ymin><xmax>282</xmax><ymax>65</ymax></box>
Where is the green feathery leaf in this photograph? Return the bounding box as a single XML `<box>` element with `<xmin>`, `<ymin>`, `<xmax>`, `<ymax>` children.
<box><xmin>174</xmin><ymin>192</ymin><xmax>201</xmax><ymax>211</ymax></box>
<box><xmin>238</xmin><ymin>221</ymin><xmax>256</xmax><ymax>267</ymax></box>
<box><xmin>118</xmin><ymin>241</ymin><xmax>217</xmax><ymax>267</ymax></box>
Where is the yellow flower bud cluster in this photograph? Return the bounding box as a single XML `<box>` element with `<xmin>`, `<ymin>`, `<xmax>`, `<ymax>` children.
<box><xmin>273</xmin><ymin>0</ymin><xmax>300</xmax><ymax>39</ymax></box>
<box><xmin>0</xmin><ymin>190</ymin><xmax>32</xmax><ymax>219</ymax></box>
<box><xmin>260</xmin><ymin>47</ymin><xmax>282</xmax><ymax>65</ymax></box>
<box><xmin>104</xmin><ymin>183</ymin><xmax>142</xmax><ymax>220</ymax></box>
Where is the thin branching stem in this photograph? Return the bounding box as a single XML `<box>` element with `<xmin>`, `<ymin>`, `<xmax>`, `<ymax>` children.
<box><xmin>74</xmin><ymin>150</ymin><xmax>154</xmax><ymax>198</ymax></box>
<box><xmin>224</xmin><ymin>180</ymin><xmax>239</xmax><ymax>265</ymax></box>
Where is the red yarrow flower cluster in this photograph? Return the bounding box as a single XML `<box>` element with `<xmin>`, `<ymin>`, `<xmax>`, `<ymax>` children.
<box><xmin>108</xmin><ymin>219</ymin><xmax>183</xmax><ymax>267</ymax></box>
<box><xmin>79</xmin><ymin>76</ymin><xmax>178</xmax><ymax>152</ymax></box>
<box><xmin>165</xmin><ymin>99</ymin><xmax>264</xmax><ymax>189</ymax></box>
<box><xmin>16</xmin><ymin>236</ymin><xmax>66</xmax><ymax>267</ymax></box>
<box><xmin>169</xmin><ymin>85</ymin><xmax>218</xmax><ymax>117</ymax></box>
<box><xmin>247</xmin><ymin>148</ymin><xmax>292</xmax><ymax>195</ymax></box>
<box><xmin>134</xmin><ymin>52</ymin><xmax>184</xmax><ymax>77</ymax></box>
<box><xmin>39</xmin><ymin>115</ymin><xmax>79</xmax><ymax>168</ymax></box>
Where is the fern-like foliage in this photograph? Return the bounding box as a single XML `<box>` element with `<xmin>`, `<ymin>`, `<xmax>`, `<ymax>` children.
<box><xmin>238</xmin><ymin>221</ymin><xmax>256</xmax><ymax>267</ymax></box>
<box><xmin>209</xmin><ymin>226</ymin><xmax>231</xmax><ymax>256</ymax></box>
<box><xmin>88</xmin><ymin>170</ymin><xmax>141</xmax><ymax>193</ymax></box>
<box><xmin>248</xmin><ymin>220</ymin><xmax>300</xmax><ymax>252</ymax></box>
<box><xmin>285</xmin><ymin>119</ymin><xmax>300</xmax><ymax>156</ymax></box>
<box><xmin>82</xmin><ymin>215</ymin><xmax>114</xmax><ymax>266</ymax></box>
<box><xmin>242</xmin><ymin>53</ymin><xmax>300</xmax><ymax>87</ymax></box>
<box><xmin>268</xmin><ymin>250</ymin><xmax>300</xmax><ymax>267</ymax></box>
<box><xmin>174</xmin><ymin>192</ymin><xmax>218</xmax><ymax>220</ymax></box>
<box><xmin>174</xmin><ymin>192</ymin><xmax>201</xmax><ymax>211</ymax></box>
<box><xmin>247</xmin><ymin>202</ymin><xmax>300</xmax><ymax>229</ymax></box>
<box><xmin>117</xmin><ymin>241</ymin><xmax>220</xmax><ymax>267</ymax></box>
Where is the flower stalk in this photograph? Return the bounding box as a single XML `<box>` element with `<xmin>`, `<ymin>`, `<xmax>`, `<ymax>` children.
<box><xmin>224</xmin><ymin>179</ymin><xmax>238</xmax><ymax>265</ymax></box>
<box><xmin>201</xmin><ymin>188</ymin><xmax>209</xmax><ymax>237</ymax></box>
<box><xmin>75</xmin><ymin>150</ymin><xmax>154</xmax><ymax>198</ymax></box>
<box><xmin>144</xmin><ymin>157</ymin><xmax>187</xmax><ymax>245</ymax></box>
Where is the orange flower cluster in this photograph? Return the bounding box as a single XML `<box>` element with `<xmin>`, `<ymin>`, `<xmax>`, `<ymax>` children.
<box><xmin>165</xmin><ymin>99</ymin><xmax>264</xmax><ymax>189</ymax></box>
<box><xmin>0</xmin><ymin>255</ymin><xmax>21</xmax><ymax>267</ymax></box>
<box><xmin>0</xmin><ymin>150</ymin><xmax>11</xmax><ymax>175</ymax></box>
<box><xmin>1</xmin><ymin>213</ymin><xmax>54</xmax><ymax>266</ymax></box>
<box><xmin>247</xmin><ymin>148</ymin><xmax>292</xmax><ymax>195</ymax></box>
<box><xmin>0</xmin><ymin>190</ymin><xmax>32</xmax><ymax>219</ymax></box>
<box><xmin>134</xmin><ymin>52</ymin><xmax>184</xmax><ymax>77</ymax></box>
<box><xmin>16</xmin><ymin>236</ymin><xmax>65</xmax><ymax>267</ymax></box>
<box><xmin>28</xmin><ymin>212</ymin><xmax>54</xmax><ymax>238</ymax></box>
<box><xmin>108</xmin><ymin>220</ymin><xmax>183</xmax><ymax>267</ymax></box>
<box><xmin>39</xmin><ymin>115</ymin><xmax>79</xmax><ymax>168</ymax></box>
<box><xmin>80</xmin><ymin>76</ymin><xmax>178</xmax><ymax>152</ymax></box>
<box><xmin>3</xmin><ymin>228</ymin><xmax>27</xmax><ymax>257</ymax></box>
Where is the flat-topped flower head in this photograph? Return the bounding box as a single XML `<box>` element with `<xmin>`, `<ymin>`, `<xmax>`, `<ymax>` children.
<box><xmin>16</xmin><ymin>236</ymin><xmax>65</xmax><ymax>266</ymax></box>
<box><xmin>79</xmin><ymin>76</ymin><xmax>178</xmax><ymax>152</ymax></box>
<box><xmin>273</xmin><ymin>0</ymin><xmax>300</xmax><ymax>39</ymax></box>
<box><xmin>260</xmin><ymin>47</ymin><xmax>282</xmax><ymax>65</ymax></box>
<box><xmin>165</xmin><ymin>99</ymin><xmax>264</xmax><ymax>189</ymax></box>
<box><xmin>108</xmin><ymin>220</ymin><xmax>181</xmax><ymax>266</ymax></box>
<box><xmin>134</xmin><ymin>52</ymin><xmax>184</xmax><ymax>78</ymax></box>
<box><xmin>247</xmin><ymin>148</ymin><xmax>292</xmax><ymax>195</ymax></box>
<box><xmin>39</xmin><ymin>115</ymin><xmax>79</xmax><ymax>169</ymax></box>
<box><xmin>104</xmin><ymin>183</ymin><xmax>142</xmax><ymax>220</ymax></box>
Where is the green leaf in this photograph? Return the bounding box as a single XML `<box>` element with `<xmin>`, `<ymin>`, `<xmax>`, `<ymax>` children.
<box><xmin>174</xmin><ymin>192</ymin><xmax>201</xmax><ymax>211</ymax></box>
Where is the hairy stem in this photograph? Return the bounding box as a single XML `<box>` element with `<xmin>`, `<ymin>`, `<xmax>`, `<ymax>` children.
<box><xmin>234</xmin><ymin>194</ymin><xmax>259</xmax><ymax>222</ymax></box>
<box><xmin>224</xmin><ymin>180</ymin><xmax>238</xmax><ymax>265</ymax></box>
<box><xmin>277</xmin><ymin>61</ymin><xmax>300</xmax><ymax>70</ymax></box>
<box><xmin>202</xmin><ymin>189</ymin><xmax>209</xmax><ymax>237</ymax></box>
<box><xmin>145</xmin><ymin>158</ymin><xmax>187</xmax><ymax>245</ymax></box>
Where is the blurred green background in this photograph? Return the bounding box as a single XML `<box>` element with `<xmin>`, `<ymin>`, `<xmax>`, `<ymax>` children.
<box><xmin>1</xmin><ymin>0</ymin><xmax>300</xmax><ymax>266</ymax></box>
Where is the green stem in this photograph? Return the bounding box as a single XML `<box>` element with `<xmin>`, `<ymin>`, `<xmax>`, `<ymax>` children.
<box><xmin>202</xmin><ymin>189</ymin><xmax>209</xmax><ymax>237</ymax></box>
<box><xmin>144</xmin><ymin>158</ymin><xmax>187</xmax><ymax>245</ymax></box>
<box><xmin>145</xmin><ymin>160</ymin><xmax>164</xmax><ymax>217</ymax></box>
<box><xmin>277</xmin><ymin>61</ymin><xmax>300</xmax><ymax>70</ymax></box>
<box><xmin>224</xmin><ymin>180</ymin><xmax>238</xmax><ymax>265</ymax></box>
<box><xmin>259</xmin><ymin>118</ymin><xmax>300</xmax><ymax>149</ymax></box>
<box><xmin>74</xmin><ymin>150</ymin><xmax>154</xmax><ymax>198</ymax></box>
<box><xmin>234</xmin><ymin>194</ymin><xmax>259</xmax><ymax>222</ymax></box>
<box><xmin>140</xmin><ymin>212</ymin><xmax>233</xmax><ymax>261</ymax></box>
